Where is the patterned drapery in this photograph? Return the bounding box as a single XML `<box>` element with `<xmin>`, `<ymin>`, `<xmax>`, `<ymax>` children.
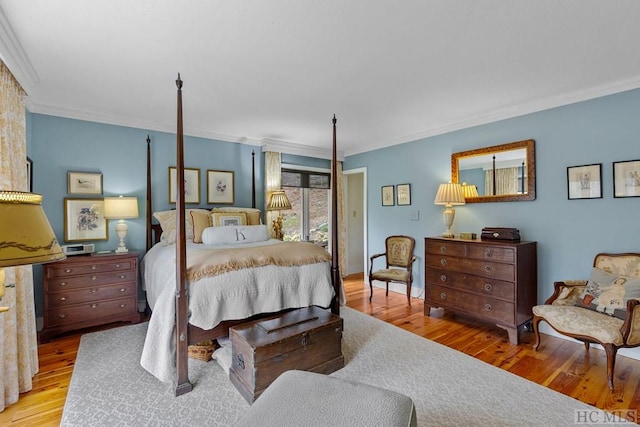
<box><xmin>0</xmin><ymin>60</ymin><xmax>39</xmax><ymax>412</ymax></box>
<box><xmin>484</xmin><ymin>167</ymin><xmax>519</xmax><ymax>195</ymax></box>
<box><xmin>264</xmin><ymin>151</ymin><xmax>282</xmax><ymax>239</ymax></box>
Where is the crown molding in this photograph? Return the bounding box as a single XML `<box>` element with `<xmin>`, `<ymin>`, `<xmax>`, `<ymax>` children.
<box><xmin>0</xmin><ymin>5</ymin><xmax>38</xmax><ymax>93</ymax></box>
<box><xmin>261</xmin><ymin>138</ymin><xmax>344</xmax><ymax>161</ymax></box>
<box><xmin>346</xmin><ymin>76</ymin><xmax>640</xmax><ymax>156</ymax></box>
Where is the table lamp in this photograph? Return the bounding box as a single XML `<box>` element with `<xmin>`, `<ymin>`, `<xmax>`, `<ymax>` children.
<box><xmin>266</xmin><ymin>190</ymin><xmax>291</xmax><ymax>240</ymax></box>
<box><xmin>104</xmin><ymin>195</ymin><xmax>139</xmax><ymax>253</ymax></box>
<box><xmin>461</xmin><ymin>182</ymin><xmax>479</xmax><ymax>199</ymax></box>
<box><xmin>434</xmin><ymin>183</ymin><xmax>465</xmax><ymax>238</ymax></box>
<box><xmin>0</xmin><ymin>191</ymin><xmax>65</xmax><ymax>312</ymax></box>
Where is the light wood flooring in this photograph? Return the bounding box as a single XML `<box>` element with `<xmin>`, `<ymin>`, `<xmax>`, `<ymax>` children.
<box><xmin>1</xmin><ymin>273</ymin><xmax>639</xmax><ymax>425</ymax></box>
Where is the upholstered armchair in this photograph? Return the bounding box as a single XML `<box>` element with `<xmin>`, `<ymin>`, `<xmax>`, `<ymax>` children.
<box><xmin>369</xmin><ymin>235</ymin><xmax>417</xmax><ymax>305</ymax></box>
<box><xmin>532</xmin><ymin>253</ymin><xmax>640</xmax><ymax>390</ymax></box>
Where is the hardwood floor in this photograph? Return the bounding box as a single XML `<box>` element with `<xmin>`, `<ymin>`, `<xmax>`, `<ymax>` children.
<box><xmin>2</xmin><ymin>274</ymin><xmax>639</xmax><ymax>425</ymax></box>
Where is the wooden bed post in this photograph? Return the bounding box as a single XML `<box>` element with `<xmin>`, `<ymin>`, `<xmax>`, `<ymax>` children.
<box><xmin>146</xmin><ymin>135</ymin><xmax>152</xmax><ymax>251</ymax></box>
<box><xmin>331</xmin><ymin>114</ymin><xmax>340</xmax><ymax>315</ymax></box>
<box><xmin>251</xmin><ymin>150</ymin><xmax>256</xmax><ymax>209</ymax></box>
<box><xmin>174</xmin><ymin>74</ymin><xmax>193</xmax><ymax>396</ymax></box>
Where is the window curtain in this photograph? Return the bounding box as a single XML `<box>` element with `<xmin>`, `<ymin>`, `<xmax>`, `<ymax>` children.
<box><xmin>484</xmin><ymin>167</ymin><xmax>519</xmax><ymax>195</ymax></box>
<box><xmin>0</xmin><ymin>60</ymin><xmax>38</xmax><ymax>412</ymax></box>
<box><xmin>264</xmin><ymin>151</ymin><xmax>282</xmax><ymax>239</ymax></box>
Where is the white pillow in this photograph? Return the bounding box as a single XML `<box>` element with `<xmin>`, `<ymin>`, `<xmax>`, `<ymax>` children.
<box><xmin>202</xmin><ymin>224</ymin><xmax>269</xmax><ymax>245</ymax></box>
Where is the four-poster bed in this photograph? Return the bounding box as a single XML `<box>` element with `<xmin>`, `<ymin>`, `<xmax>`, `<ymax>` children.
<box><xmin>141</xmin><ymin>75</ymin><xmax>342</xmax><ymax>395</ymax></box>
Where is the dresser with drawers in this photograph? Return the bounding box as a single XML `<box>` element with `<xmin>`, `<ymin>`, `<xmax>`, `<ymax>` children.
<box><xmin>424</xmin><ymin>237</ymin><xmax>537</xmax><ymax>344</ymax></box>
<box><xmin>41</xmin><ymin>252</ymin><xmax>140</xmax><ymax>341</ymax></box>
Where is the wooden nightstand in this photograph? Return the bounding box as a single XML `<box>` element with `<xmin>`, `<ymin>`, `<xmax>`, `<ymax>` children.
<box><xmin>41</xmin><ymin>252</ymin><xmax>140</xmax><ymax>341</ymax></box>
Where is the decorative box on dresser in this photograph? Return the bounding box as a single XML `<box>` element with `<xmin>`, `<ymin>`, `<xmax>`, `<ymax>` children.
<box><xmin>41</xmin><ymin>252</ymin><xmax>140</xmax><ymax>341</ymax></box>
<box><xmin>424</xmin><ymin>237</ymin><xmax>537</xmax><ymax>344</ymax></box>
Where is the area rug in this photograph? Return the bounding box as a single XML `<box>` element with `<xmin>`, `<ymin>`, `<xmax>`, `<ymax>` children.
<box><xmin>62</xmin><ymin>307</ymin><xmax>614</xmax><ymax>426</ymax></box>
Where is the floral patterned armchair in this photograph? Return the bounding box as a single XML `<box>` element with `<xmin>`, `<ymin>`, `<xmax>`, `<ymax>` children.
<box><xmin>532</xmin><ymin>253</ymin><xmax>640</xmax><ymax>390</ymax></box>
<box><xmin>369</xmin><ymin>235</ymin><xmax>416</xmax><ymax>305</ymax></box>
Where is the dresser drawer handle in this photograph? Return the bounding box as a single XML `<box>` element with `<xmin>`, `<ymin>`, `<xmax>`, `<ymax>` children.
<box><xmin>439</xmin><ymin>246</ymin><xmax>447</xmax><ymax>253</ymax></box>
<box><xmin>119</xmin><ymin>275</ymin><xmax>126</xmax><ymax>280</ymax></box>
<box><xmin>59</xmin><ymin>282</ymin><xmax>67</xmax><ymax>287</ymax></box>
<box><xmin>484</xmin><ymin>303</ymin><xmax>492</xmax><ymax>311</ymax></box>
<box><xmin>58</xmin><ymin>313</ymin><xmax>66</xmax><ymax>318</ymax></box>
<box><xmin>440</xmin><ymin>258</ymin><xmax>447</xmax><ymax>266</ymax></box>
<box><xmin>440</xmin><ymin>292</ymin><xmax>447</xmax><ymax>300</ymax></box>
<box><xmin>484</xmin><ymin>265</ymin><xmax>492</xmax><ymax>272</ymax></box>
<box><xmin>64</xmin><ymin>268</ymin><xmax>72</xmax><ymax>273</ymax></box>
<box><xmin>59</xmin><ymin>296</ymin><xmax>67</xmax><ymax>301</ymax></box>
<box><xmin>91</xmin><ymin>265</ymin><xmax>97</xmax><ymax>270</ymax></box>
<box><xmin>484</xmin><ymin>284</ymin><xmax>492</xmax><ymax>292</ymax></box>
<box><xmin>439</xmin><ymin>274</ymin><xmax>447</xmax><ymax>282</ymax></box>
<box><xmin>484</xmin><ymin>250</ymin><xmax>492</xmax><ymax>258</ymax></box>
<box><xmin>119</xmin><ymin>304</ymin><xmax>126</xmax><ymax>308</ymax></box>
<box><xmin>91</xmin><ymin>303</ymin><xmax>98</xmax><ymax>308</ymax></box>
<box><xmin>119</xmin><ymin>288</ymin><xmax>126</xmax><ymax>292</ymax></box>
<box><xmin>91</xmin><ymin>275</ymin><xmax>97</xmax><ymax>281</ymax></box>
<box><xmin>115</xmin><ymin>264</ymin><xmax>121</xmax><ymax>268</ymax></box>
<box><xmin>90</xmin><ymin>289</ymin><xmax>98</xmax><ymax>293</ymax></box>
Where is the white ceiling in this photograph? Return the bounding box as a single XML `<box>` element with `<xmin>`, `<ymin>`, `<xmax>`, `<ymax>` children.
<box><xmin>1</xmin><ymin>0</ymin><xmax>640</xmax><ymax>157</ymax></box>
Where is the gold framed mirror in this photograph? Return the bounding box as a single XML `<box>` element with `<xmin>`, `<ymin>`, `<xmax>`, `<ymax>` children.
<box><xmin>451</xmin><ymin>139</ymin><xmax>535</xmax><ymax>203</ymax></box>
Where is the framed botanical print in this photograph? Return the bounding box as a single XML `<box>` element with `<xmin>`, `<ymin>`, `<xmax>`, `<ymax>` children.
<box><xmin>381</xmin><ymin>185</ymin><xmax>394</xmax><ymax>206</ymax></box>
<box><xmin>207</xmin><ymin>170</ymin><xmax>235</xmax><ymax>204</ymax></box>
<box><xmin>396</xmin><ymin>183</ymin><xmax>411</xmax><ymax>206</ymax></box>
<box><xmin>64</xmin><ymin>198</ymin><xmax>108</xmax><ymax>242</ymax></box>
<box><xmin>613</xmin><ymin>159</ymin><xmax>640</xmax><ymax>198</ymax></box>
<box><xmin>169</xmin><ymin>167</ymin><xmax>200</xmax><ymax>204</ymax></box>
<box><xmin>567</xmin><ymin>163</ymin><xmax>602</xmax><ymax>200</ymax></box>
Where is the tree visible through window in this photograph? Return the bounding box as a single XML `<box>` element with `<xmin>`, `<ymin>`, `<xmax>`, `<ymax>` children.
<box><xmin>280</xmin><ymin>168</ymin><xmax>330</xmax><ymax>244</ymax></box>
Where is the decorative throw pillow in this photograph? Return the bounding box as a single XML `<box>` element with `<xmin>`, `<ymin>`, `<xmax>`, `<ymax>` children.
<box><xmin>190</xmin><ymin>210</ymin><xmax>212</xmax><ymax>243</ymax></box>
<box><xmin>211</xmin><ymin>211</ymin><xmax>247</xmax><ymax>227</ymax></box>
<box><xmin>153</xmin><ymin>209</ymin><xmax>209</xmax><ymax>245</ymax></box>
<box><xmin>211</xmin><ymin>207</ymin><xmax>262</xmax><ymax>225</ymax></box>
<box><xmin>202</xmin><ymin>224</ymin><xmax>269</xmax><ymax>245</ymax></box>
<box><xmin>575</xmin><ymin>267</ymin><xmax>640</xmax><ymax>319</ymax></box>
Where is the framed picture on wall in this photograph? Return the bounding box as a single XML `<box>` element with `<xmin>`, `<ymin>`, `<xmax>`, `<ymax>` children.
<box><xmin>169</xmin><ymin>167</ymin><xmax>200</xmax><ymax>204</ymax></box>
<box><xmin>613</xmin><ymin>159</ymin><xmax>640</xmax><ymax>198</ymax></box>
<box><xmin>567</xmin><ymin>163</ymin><xmax>602</xmax><ymax>200</ymax></box>
<box><xmin>396</xmin><ymin>183</ymin><xmax>411</xmax><ymax>206</ymax></box>
<box><xmin>67</xmin><ymin>171</ymin><xmax>103</xmax><ymax>195</ymax></box>
<box><xmin>64</xmin><ymin>198</ymin><xmax>108</xmax><ymax>242</ymax></box>
<box><xmin>381</xmin><ymin>185</ymin><xmax>394</xmax><ymax>206</ymax></box>
<box><xmin>207</xmin><ymin>170</ymin><xmax>235</xmax><ymax>204</ymax></box>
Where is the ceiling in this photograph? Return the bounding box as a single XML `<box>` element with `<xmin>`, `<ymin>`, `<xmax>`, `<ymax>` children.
<box><xmin>1</xmin><ymin>0</ymin><xmax>640</xmax><ymax>157</ymax></box>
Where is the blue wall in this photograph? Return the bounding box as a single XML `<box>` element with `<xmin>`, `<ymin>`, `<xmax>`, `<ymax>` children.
<box><xmin>345</xmin><ymin>88</ymin><xmax>640</xmax><ymax>303</ymax></box>
<box><xmin>28</xmin><ymin>113</ymin><xmax>264</xmax><ymax>316</ymax></box>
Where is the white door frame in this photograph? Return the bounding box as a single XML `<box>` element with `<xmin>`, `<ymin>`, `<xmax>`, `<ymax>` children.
<box><xmin>343</xmin><ymin>167</ymin><xmax>367</xmax><ymax>280</ymax></box>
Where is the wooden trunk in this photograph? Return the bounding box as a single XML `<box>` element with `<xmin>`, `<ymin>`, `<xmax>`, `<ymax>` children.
<box><xmin>229</xmin><ymin>306</ymin><xmax>344</xmax><ymax>403</ymax></box>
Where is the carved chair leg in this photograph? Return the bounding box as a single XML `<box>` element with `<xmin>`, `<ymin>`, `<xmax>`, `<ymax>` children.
<box><xmin>406</xmin><ymin>282</ymin><xmax>411</xmax><ymax>305</ymax></box>
<box><xmin>583</xmin><ymin>341</ymin><xmax>590</xmax><ymax>351</ymax></box>
<box><xmin>532</xmin><ymin>315</ymin><xmax>543</xmax><ymax>351</ymax></box>
<box><xmin>369</xmin><ymin>279</ymin><xmax>373</xmax><ymax>302</ymax></box>
<box><xmin>603</xmin><ymin>344</ymin><xmax>618</xmax><ymax>391</ymax></box>
<box><xmin>385</xmin><ymin>282</ymin><xmax>389</xmax><ymax>297</ymax></box>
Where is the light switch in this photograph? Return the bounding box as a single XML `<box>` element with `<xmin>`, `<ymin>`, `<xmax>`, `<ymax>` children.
<box><xmin>410</xmin><ymin>210</ymin><xmax>419</xmax><ymax>221</ymax></box>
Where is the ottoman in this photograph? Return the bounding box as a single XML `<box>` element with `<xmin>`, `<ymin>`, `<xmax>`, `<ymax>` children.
<box><xmin>234</xmin><ymin>370</ymin><xmax>417</xmax><ymax>427</ymax></box>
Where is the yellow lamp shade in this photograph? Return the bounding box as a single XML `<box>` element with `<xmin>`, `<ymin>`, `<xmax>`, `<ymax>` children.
<box><xmin>0</xmin><ymin>191</ymin><xmax>65</xmax><ymax>267</ymax></box>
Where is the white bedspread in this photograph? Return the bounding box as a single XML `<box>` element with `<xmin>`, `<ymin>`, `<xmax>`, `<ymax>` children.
<box><xmin>140</xmin><ymin>240</ymin><xmax>336</xmax><ymax>384</ymax></box>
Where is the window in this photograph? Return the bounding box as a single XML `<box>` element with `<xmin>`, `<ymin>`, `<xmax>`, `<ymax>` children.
<box><xmin>280</xmin><ymin>167</ymin><xmax>330</xmax><ymax>243</ymax></box>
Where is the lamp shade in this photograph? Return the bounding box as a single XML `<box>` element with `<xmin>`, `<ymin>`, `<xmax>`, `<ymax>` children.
<box><xmin>0</xmin><ymin>191</ymin><xmax>65</xmax><ymax>267</ymax></box>
<box><xmin>434</xmin><ymin>183</ymin><xmax>466</xmax><ymax>206</ymax></box>
<box><xmin>266</xmin><ymin>190</ymin><xmax>291</xmax><ymax>211</ymax></box>
<box><xmin>104</xmin><ymin>196</ymin><xmax>139</xmax><ymax>219</ymax></box>
<box><xmin>461</xmin><ymin>182</ymin><xmax>479</xmax><ymax>198</ymax></box>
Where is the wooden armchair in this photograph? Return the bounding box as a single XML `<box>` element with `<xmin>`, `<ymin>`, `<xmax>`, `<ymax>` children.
<box><xmin>369</xmin><ymin>235</ymin><xmax>416</xmax><ymax>305</ymax></box>
<box><xmin>532</xmin><ymin>253</ymin><xmax>640</xmax><ymax>391</ymax></box>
